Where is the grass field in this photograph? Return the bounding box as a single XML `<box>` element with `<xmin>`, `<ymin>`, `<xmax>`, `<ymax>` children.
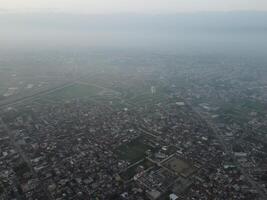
<box><xmin>116</xmin><ymin>137</ymin><xmax>152</xmax><ymax>163</ymax></box>
<box><xmin>44</xmin><ymin>83</ymin><xmax>101</xmax><ymax>101</ymax></box>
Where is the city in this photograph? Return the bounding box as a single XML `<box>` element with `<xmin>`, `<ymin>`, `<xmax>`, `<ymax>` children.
<box><xmin>0</xmin><ymin>52</ymin><xmax>266</xmax><ymax>199</ymax></box>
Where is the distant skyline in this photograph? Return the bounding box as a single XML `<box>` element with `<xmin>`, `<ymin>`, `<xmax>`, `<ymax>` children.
<box><xmin>1</xmin><ymin>0</ymin><xmax>267</xmax><ymax>14</ymax></box>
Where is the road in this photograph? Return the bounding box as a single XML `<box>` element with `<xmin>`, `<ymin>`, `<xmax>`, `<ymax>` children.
<box><xmin>0</xmin><ymin>72</ymin><xmax>96</xmax><ymax>110</ymax></box>
<box><xmin>0</xmin><ymin>118</ymin><xmax>53</xmax><ymax>200</ymax></box>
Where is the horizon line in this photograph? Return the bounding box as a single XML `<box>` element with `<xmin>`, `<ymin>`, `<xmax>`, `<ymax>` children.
<box><xmin>1</xmin><ymin>9</ymin><xmax>267</xmax><ymax>15</ymax></box>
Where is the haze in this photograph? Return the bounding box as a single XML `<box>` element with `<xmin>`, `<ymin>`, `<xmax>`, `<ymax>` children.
<box><xmin>1</xmin><ymin>0</ymin><xmax>267</xmax><ymax>13</ymax></box>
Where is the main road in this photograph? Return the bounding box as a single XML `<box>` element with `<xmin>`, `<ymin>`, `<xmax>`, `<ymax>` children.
<box><xmin>189</xmin><ymin>104</ymin><xmax>267</xmax><ymax>200</ymax></box>
<box><xmin>0</xmin><ymin>81</ymin><xmax>76</xmax><ymax>110</ymax></box>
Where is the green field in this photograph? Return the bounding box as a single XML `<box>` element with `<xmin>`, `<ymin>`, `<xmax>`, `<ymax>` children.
<box><xmin>241</xmin><ymin>100</ymin><xmax>266</xmax><ymax>113</ymax></box>
<box><xmin>122</xmin><ymin>84</ymin><xmax>168</xmax><ymax>106</ymax></box>
<box><xmin>45</xmin><ymin>83</ymin><xmax>101</xmax><ymax>101</ymax></box>
<box><xmin>129</xmin><ymin>92</ymin><xmax>165</xmax><ymax>106</ymax></box>
<box><xmin>0</xmin><ymin>87</ymin><xmax>6</xmax><ymax>101</ymax></box>
<box><xmin>0</xmin><ymin>87</ymin><xmax>5</xmax><ymax>95</ymax></box>
<box><xmin>216</xmin><ymin>99</ymin><xmax>267</xmax><ymax>125</ymax></box>
<box><xmin>116</xmin><ymin>137</ymin><xmax>152</xmax><ymax>163</ymax></box>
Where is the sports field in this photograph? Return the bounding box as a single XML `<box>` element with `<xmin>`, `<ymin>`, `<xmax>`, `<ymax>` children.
<box><xmin>163</xmin><ymin>156</ymin><xmax>196</xmax><ymax>177</ymax></box>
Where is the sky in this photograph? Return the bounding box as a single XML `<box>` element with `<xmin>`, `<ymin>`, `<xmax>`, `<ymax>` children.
<box><xmin>1</xmin><ymin>0</ymin><xmax>267</xmax><ymax>14</ymax></box>
<box><xmin>1</xmin><ymin>0</ymin><xmax>267</xmax><ymax>54</ymax></box>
